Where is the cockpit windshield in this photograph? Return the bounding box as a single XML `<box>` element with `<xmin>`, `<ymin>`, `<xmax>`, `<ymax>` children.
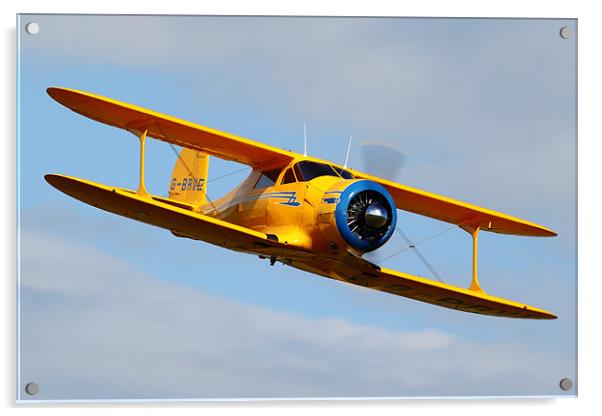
<box><xmin>292</xmin><ymin>161</ymin><xmax>354</xmax><ymax>182</ymax></box>
<box><xmin>333</xmin><ymin>166</ymin><xmax>354</xmax><ymax>179</ymax></box>
<box><xmin>294</xmin><ymin>161</ymin><xmax>338</xmax><ymax>181</ymax></box>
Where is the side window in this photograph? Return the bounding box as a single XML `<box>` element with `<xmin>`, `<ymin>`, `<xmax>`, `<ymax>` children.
<box><xmin>254</xmin><ymin>169</ymin><xmax>281</xmax><ymax>189</ymax></box>
<box><xmin>281</xmin><ymin>168</ymin><xmax>297</xmax><ymax>184</ymax></box>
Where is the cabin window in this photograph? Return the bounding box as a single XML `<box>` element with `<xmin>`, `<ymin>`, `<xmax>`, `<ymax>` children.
<box><xmin>333</xmin><ymin>167</ymin><xmax>354</xmax><ymax>179</ymax></box>
<box><xmin>293</xmin><ymin>161</ymin><xmax>340</xmax><ymax>182</ymax></box>
<box><xmin>281</xmin><ymin>168</ymin><xmax>297</xmax><ymax>184</ymax></box>
<box><xmin>254</xmin><ymin>169</ymin><xmax>281</xmax><ymax>189</ymax></box>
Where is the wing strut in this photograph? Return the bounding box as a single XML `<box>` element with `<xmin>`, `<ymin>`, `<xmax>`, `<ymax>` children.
<box><xmin>462</xmin><ymin>224</ymin><xmax>484</xmax><ymax>292</ymax></box>
<box><xmin>136</xmin><ymin>129</ymin><xmax>149</xmax><ymax>196</ymax></box>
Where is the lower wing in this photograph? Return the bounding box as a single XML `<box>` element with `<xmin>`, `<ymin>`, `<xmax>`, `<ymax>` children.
<box><xmin>45</xmin><ymin>173</ymin><xmax>555</xmax><ymax>320</ymax></box>
<box><xmin>291</xmin><ymin>254</ymin><xmax>556</xmax><ymax>320</ymax></box>
<box><xmin>44</xmin><ymin>174</ymin><xmax>285</xmax><ymax>252</ymax></box>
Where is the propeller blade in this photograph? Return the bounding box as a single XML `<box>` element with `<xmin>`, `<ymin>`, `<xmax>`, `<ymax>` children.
<box><xmin>359</xmin><ymin>142</ymin><xmax>405</xmax><ymax>181</ymax></box>
<box><xmin>358</xmin><ymin>141</ymin><xmax>405</xmax><ymax>263</ymax></box>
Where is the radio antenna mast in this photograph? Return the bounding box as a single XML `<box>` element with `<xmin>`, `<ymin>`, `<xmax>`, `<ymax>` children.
<box><xmin>344</xmin><ymin>135</ymin><xmax>353</xmax><ymax>168</ymax></box>
<box><xmin>303</xmin><ymin>122</ymin><xmax>307</xmax><ymax>156</ymax></box>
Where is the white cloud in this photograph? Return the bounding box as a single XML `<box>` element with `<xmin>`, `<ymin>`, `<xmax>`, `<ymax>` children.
<box><xmin>18</xmin><ymin>232</ymin><xmax>572</xmax><ymax>400</ymax></box>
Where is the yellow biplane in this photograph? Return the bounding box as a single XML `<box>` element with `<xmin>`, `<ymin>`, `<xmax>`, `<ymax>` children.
<box><xmin>45</xmin><ymin>87</ymin><xmax>558</xmax><ymax>320</ymax></box>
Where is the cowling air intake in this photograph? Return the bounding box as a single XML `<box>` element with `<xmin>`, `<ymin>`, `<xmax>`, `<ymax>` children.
<box><xmin>319</xmin><ymin>180</ymin><xmax>397</xmax><ymax>253</ymax></box>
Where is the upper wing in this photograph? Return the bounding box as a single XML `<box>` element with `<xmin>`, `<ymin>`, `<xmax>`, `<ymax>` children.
<box><xmin>291</xmin><ymin>253</ymin><xmax>556</xmax><ymax>320</ymax></box>
<box><xmin>44</xmin><ymin>173</ymin><xmax>287</xmax><ymax>251</ymax></box>
<box><xmin>351</xmin><ymin>171</ymin><xmax>556</xmax><ymax>237</ymax></box>
<box><xmin>48</xmin><ymin>87</ymin><xmax>555</xmax><ymax>237</ymax></box>
<box><xmin>47</xmin><ymin>87</ymin><xmax>296</xmax><ymax>170</ymax></box>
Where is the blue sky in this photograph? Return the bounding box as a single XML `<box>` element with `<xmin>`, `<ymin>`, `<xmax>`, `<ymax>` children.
<box><xmin>17</xmin><ymin>15</ymin><xmax>576</xmax><ymax>400</ymax></box>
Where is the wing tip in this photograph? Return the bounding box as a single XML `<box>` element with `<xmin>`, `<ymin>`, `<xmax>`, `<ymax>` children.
<box><xmin>44</xmin><ymin>173</ymin><xmax>79</xmax><ymax>193</ymax></box>
<box><xmin>44</xmin><ymin>173</ymin><xmax>65</xmax><ymax>190</ymax></box>
<box><xmin>47</xmin><ymin>86</ymin><xmax>86</xmax><ymax>106</ymax></box>
<box><xmin>46</xmin><ymin>86</ymin><xmax>63</xmax><ymax>97</ymax></box>
<box><xmin>524</xmin><ymin>305</ymin><xmax>557</xmax><ymax>320</ymax></box>
<box><xmin>536</xmin><ymin>225</ymin><xmax>558</xmax><ymax>238</ymax></box>
<box><xmin>46</xmin><ymin>86</ymin><xmax>68</xmax><ymax>104</ymax></box>
<box><xmin>537</xmin><ymin>311</ymin><xmax>558</xmax><ymax>320</ymax></box>
<box><xmin>43</xmin><ymin>172</ymin><xmax>57</xmax><ymax>183</ymax></box>
<box><xmin>495</xmin><ymin>223</ymin><xmax>557</xmax><ymax>238</ymax></box>
<box><xmin>540</xmin><ymin>312</ymin><xmax>558</xmax><ymax>320</ymax></box>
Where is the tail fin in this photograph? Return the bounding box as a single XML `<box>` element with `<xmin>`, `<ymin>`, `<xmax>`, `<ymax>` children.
<box><xmin>168</xmin><ymin>148</ymin><xmax>209</xmax><ymax>206</ymax></box>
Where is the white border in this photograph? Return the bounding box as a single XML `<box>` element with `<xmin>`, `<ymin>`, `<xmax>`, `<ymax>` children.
<box><xmin>4</xmin><ymin>0</ymin><xmax>599</xmax><ymax>415</ymax></box>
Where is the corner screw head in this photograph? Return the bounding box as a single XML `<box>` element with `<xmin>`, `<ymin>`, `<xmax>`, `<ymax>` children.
<box><xmin>25</xmin><ymin>22</ymin><xmax>40</xmax><ymax>35</ymax></box>
<box><xmin>559</xmin><ymin>378</ymin><xmax>573</xmax><ymax>391</ymax></box>
<box><xmin>559</xmin><ymin>26</ymin><xmax>570</xmax><ymax>39</ymax></box>
<box><xmin>25</xmin><ymin>382</ymin><xmax>39</xmax><ymax>396</ymax></box>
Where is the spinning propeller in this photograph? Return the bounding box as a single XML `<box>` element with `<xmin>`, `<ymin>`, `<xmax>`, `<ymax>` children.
<box><xmin>358</xmin><ymin>141</ymin><xmax>405</xmax><ymax>182</ymax></box>
<box><xmin>356</xmin><ymin>141</ymin><xmax>406</xmax><ymax>263</ymax></box>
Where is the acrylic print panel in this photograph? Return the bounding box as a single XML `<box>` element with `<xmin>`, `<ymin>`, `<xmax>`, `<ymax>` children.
<box><xmin>17</xmin><ymin>14</ymin><xmax>577</xmax><ymax>401</ymax></box>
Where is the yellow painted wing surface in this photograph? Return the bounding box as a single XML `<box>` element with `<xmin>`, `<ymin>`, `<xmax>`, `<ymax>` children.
<box><xmin>352</xmin><ymin>171</ymin><xmax>557</xmax><ymax>237</ymax></box>
<box><xmin>47</xmin><ymin>87</ymin><xmax>296</xmax><ymax>169</ymax></box>
<box><xmin>291</xmin><ymin>254</ymin><xmax>556</xmax><ymax>320</ymax></box>
<box><xmin>44</xmin><ymin>176</ymin><xmax>555</xmax><ymax>319</ymax></box>
<box><xmin>46</xmin><ymin>87</ymin><xmax>557</xmax><ymax>319</ymax></box>
<box><xmin>44</xmin><ymin>172</ymin><xmax>556</xmax><ymax>319</ymax></box>
<box><xmin>44</xmin><ymin>174</ymin><xmax>284</xmax><ymax>251</ymax></box>
<box><xmin>47</xmin><ymin>87</ymin><xmax>556</xmax><ymax>237</ymax></box>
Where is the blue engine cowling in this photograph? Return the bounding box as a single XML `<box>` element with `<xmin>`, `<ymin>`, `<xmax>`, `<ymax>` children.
<box><xmin>318</xmin><ymin>180</ymin><xmax>397</xmax><ymax>253</ymax></box>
